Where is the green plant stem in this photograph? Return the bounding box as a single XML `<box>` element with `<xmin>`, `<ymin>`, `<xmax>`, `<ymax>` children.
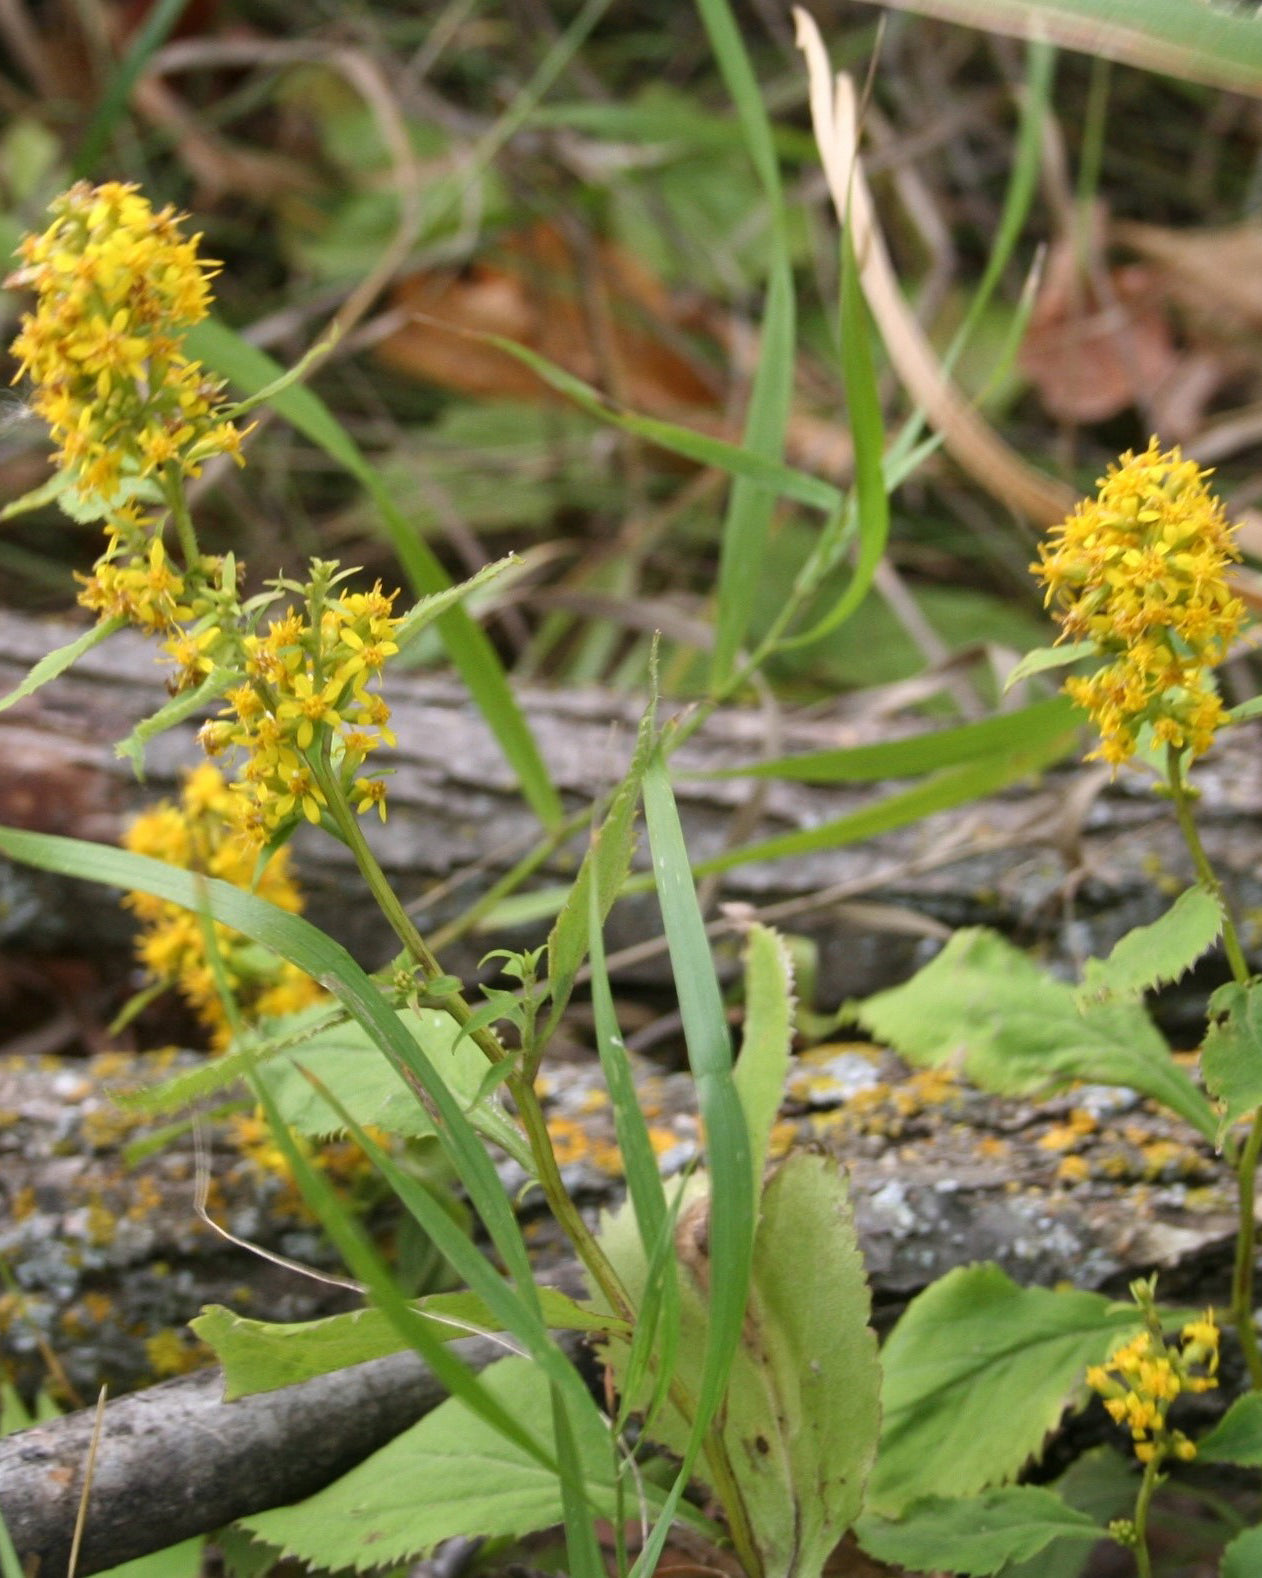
<box><xmin>312</xmin><ymin>748</ymin><xmax>634</xmax><ymax>1319</ymax></box>
<box><xmin>1131</xmin><ymin>1455</ymin><xmax>1160</xmax><ymax>1578</ymax></box>
<box><xmin>1166</xmin><ymin>745</ymin><xmax>1262</xmax><ymax>1387</ymax></box>
<box><xmin>164</xmin><ymin>469</ymin><xmax>202</xmax><ymax>570</ymax></box>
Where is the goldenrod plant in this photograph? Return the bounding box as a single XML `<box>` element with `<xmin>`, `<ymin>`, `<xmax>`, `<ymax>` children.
<box><xmin>6</xmin><ymin>7</ymin><xmax>1262</xmax><ymax>1575</ymax></box>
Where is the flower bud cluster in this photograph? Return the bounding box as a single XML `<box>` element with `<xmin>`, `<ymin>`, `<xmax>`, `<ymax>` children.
<box><xmin>1032</xmin><ymin>440</ymin><xmax>1245</xmax><ymax>765</ymax></box>
<box><xmin>199</xmin><ymin>565</ymin><xmax>400</xmax><ymax>841</ymax></box>
<box><xmin>123</xmin><ymin>765</ymin><xmax>322</xmax><ymax>1046</ymax></box>
<box><xmin>1086</xmin><ymin>1285</ymin><xmax>1218</xmax><ymax>1465</ymax></box>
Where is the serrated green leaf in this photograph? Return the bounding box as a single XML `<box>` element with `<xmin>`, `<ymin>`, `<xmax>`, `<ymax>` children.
<box><xmin>1199</xmin><ymin>1391</ymin><xmax>1262</xmax><ymax>1466</ymax></box>
<box><xmin>0</xmin><ymin>467</ymin><xmax>73</xmax><ymax>520</ymax></box>
<box><xmin>849</xmin><ymin>928</ymin><xmax>1217</xmax><ymax>1144</ymax></box>
<box><xmin>238</xmin><ymin>1357</ymin><xmax>659</xmax><ymax>1570</ymax></box>
<box><xmin>0</xmin><ymin>616</ymin><xmax>123</xmax><ymax>714</ymax></box>
<box><xmin>1077</xmin><ymin>886</ymin><xmax>1222</xmax><ymax>1005</ymax></box>
<box><xmin>394</xmin><ymin>554</ymin><xmax>520</xmax><ymax>654</ymax></box>
<box><xmin>195</xmin><ymin>1289</ymin><xmax>625</xmax><ymax>1399</ymax></box>
<box><xmin>598</xmin><ymin>1153</ymin><xmax>880</xmax><ymax>1578</ymax></box>
<box><xmin>1202</xmin><ymin>981</ymin><xmax>1262</xmax><ymax>1133</ymax></box>
<box><xmin>115</xmin><ymin>667</ymin><xmax>235</xmax><ymax>777</ymax></box>
<box><xmin>256</xmin><ymin>1006</ymin><xmax>532</xmax><ymax>1171</ymax></box>
<box><xmin>1221</xmin><ymin>1525</ymin><xmax>1262</xmax><ymax>1577</ymax></box>
<box><xmin>1004</xmin><ymin>641</ymin><xmax>1096</xmax><ymax>690</ymax></box>
<box><xmin>856</xmin><ymin>1488</ymin><xmax>1102</xmax><ymax>1576</ymax></box>
<box><xmin>868</xmin><ymin>1266</ymin><xmax>1141</xmax><ymax>1513</ymax></box>
<box><xmin>734</xmin><ymin>924</ymin><xmax>795</xmax><ymax>1207</ymax></box>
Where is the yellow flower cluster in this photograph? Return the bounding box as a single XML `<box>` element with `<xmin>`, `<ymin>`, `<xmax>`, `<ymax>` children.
<box><xmin>6</xmin><ymin>181</ymin><xmax>244</xmax><ymax>501</ymax></box>
<box><xmin>123</xmin><ymin>764</ymin><xmax>322</xmax><ymax>1047</ymax></box>
<box><xmin>1033</xmin><ymin>440</ymin><xmax>1245</xmax><ymax>766</ymax></box>
<box><xmin>198</xmin><ymin>571</ymin><xmax>401</xmax><ymax>840</ymax></box>
<box><xmin>1087</xmin><ymin>1309</ymin><xmax>1218</xmax><ymax>1464</ymax></box>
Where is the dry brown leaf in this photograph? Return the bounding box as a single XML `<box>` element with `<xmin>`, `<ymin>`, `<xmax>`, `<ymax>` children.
<box><xmin>1020</xmin><ymin>250</ymin><xmax>1179</xmax><ymax>425</ymax></box>
<box><xmin>1114</xmin><ymin>220</ymin><xmax>1262</xmax><ymax>333</ymax></box>
<box><xmin>375</xmin><ymin>223</ymin><xmax>721</xmax><ymax>416</ymax></box>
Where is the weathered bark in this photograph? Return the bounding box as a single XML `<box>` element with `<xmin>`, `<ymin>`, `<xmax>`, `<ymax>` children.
<box><xmin>0</xmin><ymin>1330</ymin><xmax>582</xmax><ymax>1578</ymax></box>
<box><xmin>3</xmin><ymin>608</ymin><xmax>1262</xmax><ymax>1006</ymax></box>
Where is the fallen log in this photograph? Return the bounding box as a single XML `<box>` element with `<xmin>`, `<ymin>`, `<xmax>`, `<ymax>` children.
<box><xmin>3</xmin><ymin>607</ymin><xmax>1262</xmax><ymax>1009</ymax></box>
<box><xmin>0</xmin><ymin>1329</ymin><xmax>584</xmax><ymax>1578</ymax></box>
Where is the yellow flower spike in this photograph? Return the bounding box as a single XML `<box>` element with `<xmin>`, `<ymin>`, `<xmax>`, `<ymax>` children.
<box><xmin>1033</xmin><ymin>439</ymin><xmax>1245</xmax><ymax>767</ymax></box>
<box><xmin>7</xmin><ymin>182</ymin><xmax>242</xmax><ymax>503</ymax></box>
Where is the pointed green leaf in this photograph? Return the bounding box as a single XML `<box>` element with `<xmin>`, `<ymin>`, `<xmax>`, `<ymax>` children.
<box><xmin>1203</xmin><ymin>981</ymin><xmax>1262</xmax><ymax>1132</ymax></box>
<box><xmin>849</xmin><ymin>928</ymin><xmax>1218</xmax><ymax>1144</ymax></box>
<box><xmin>867</xmin><ymin>1265</ymin><xmax>1140</xmax><ymax>1513</ymax></box>
<box><xmin>856</xmin><ymin>1488</ymin><xmax>1102</xmax><ymax>1576</ymax></box>
<box><xmin>1199</xmin><ymin>1392</ymin><xmax>1262</xmax><ymax>1467</ymax></box>
<box><xmin>1077</xmin><ymin>886</ymin><xmax>1223</xmax><ymax>1005</ymax></box>
<box><xmin>0</xmin><ymin>616</ymin><xmax>124</xmax><ymax>714</ymax></box>
<box><xmin>1004</xmin><ymin>641</ymin><xmax>1096</xmax><ymax>690</ymax></box>
<box><xmin>115</xmin><ymin>667</ymin><xmax>235</xmax><ymax>777</ymax></box>
<box><xmin>734</xmin><ymin>924</ymin><xmax>795</xmax><ymax>1206</ymax></box>
<box><xmin>1221</xmin><ymin>1525</ymin><xmax>1262</xmax><ymax>1578</ymax></box>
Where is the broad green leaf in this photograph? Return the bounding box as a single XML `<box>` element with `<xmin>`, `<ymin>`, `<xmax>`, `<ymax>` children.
<box><xmin>240</xmin><ymin>1357</ymin><xmax>672</xmax><ymax>1570</ymax></box>
<box><xmin>196</xmin><ymin>1290</ymin><xmax>625</xmax><ymax>1399</ymax></box>
<box><xmin>185</xmin><ymin>318</ymin><xmax>562</xmax><ymax>831</ymax></box>
<box><xmin>0</xmin><ymin>616</ymin><xmax>123</xmax><ymax>714</ymax></box>
<box><xmin>849</xmin><ymin>928</ymin><xmax>1217</xmax><ymax>1144</ymax></box>
<box><xmin>115</xmin><ymin>667</ymin><xmax>235</xmax><ymax>777</ymax></box>
<box><xmin>997</xmin><ymin>1446</ymin><xmax>1133</xmax><ymax>1578</ymax></box>
<box><xmin>856</xmin><ymin>1488</ymin><xmax>1102</xmax><ymax>1576</ymax></box>
<box><xmin>867</xmin><ymin>1265</ymin><xmax>1141</xmax><ymax>1513</ymax></box>
<box><xmin>547</xmin><ymin>695</ymin><xmax>655</xmax><ymax>1025</ymax></box>
<box><xmin>599</xmin><ymin>1154</ymin><xmax>880</xmax><ymax>1578</ymax></box>
<box><xmin>254</xmin><ymin>1004</ymin><xmax>531</xmax><ymax>1169</ymax></box>
<box><xmin>1221</xmin><ymin>1526</ymin><xmax>1262</xmax><ymax>1577</ymax></box>
<box><xmin>1203</xmin><ymin>981</ymin><xmax>1262</xmax><ymax>1132</ymax></box>
<box><xmin>871</xmin><ymin>0</ymin><xmax>1262</xmax><ymax>97</ymax></box>
<box><xmin>1077</xmin><ymin>886</ymin><xmax>1222</xmax><ymax>1005</ymax></box>
<box><xmin>1004</xmin><ymin>641</ymin><xmax>1096</xmax><ymax>690</ymax></box>
<box><xmin>705</xmin><ymin>696</ymin><xmax>1079</xmax><ymax>782</ymax></box>
<box><xmin>734</xmin><ymin>924</ymin><xmax>795</xmax><ymax>1207</ymax></box>
<box><xmin>1199</xmin><ymin>1391</ymin><xmax>1262</xmax><ymax>1467</ymax></box>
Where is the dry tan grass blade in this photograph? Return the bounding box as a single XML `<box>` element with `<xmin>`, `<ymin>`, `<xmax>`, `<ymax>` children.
<box><xmin>793</xmin><ymin>8</ymin><xmax>1075</xmax><ymax>527</ymax></box>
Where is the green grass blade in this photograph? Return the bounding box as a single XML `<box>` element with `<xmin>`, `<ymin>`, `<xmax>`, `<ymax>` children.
<box><xmin>711</xmin><ymin>256</ymin><xmax>795</xmax><ymax>689</ymax></box>
<box><xmin>551</xmin><ymin>1384</ymin><xmax>608</xmax><ymax>1578</ymax></box>
<box><xmin>463</xmin><ymin>330</ymin><xmax>842</xmax><ymax>512</ymax></box>
<box><xmin>638</xmin><ymin>746</ymin><xmax>755</xmax><ymax>1575</ymax></box>
<box><xmin>696</xmin><ymin>0</ymin><xmax>796</xmax><ymax>690</ymax></box>
<box><xmin>873</xmin><ymin>0</ymin><xmax>1262</xmax><ymax>96</ymax></box>
<box><xmin>692</xmin><ymin>721</ymin><xmax>1080</xmax><ymax>877</ymax></box>
<box><xmin>0</xmin><ymin>827</ymin><xmax>539</xmax><ymax>1302</ymax></box>
<box><xmin>704</xmin><ymin>696</ymin><xmax>1078</xmax><ymax>782</ymax></box>
<box><xmin>73</xmin><ymin>0</ymin><xmax>189</xmax><ymax>176</ymax></box>
<box><xmin>185</xmin><ymin>319</ymin><xmax>563</xmax><ymax>831</ymax></box>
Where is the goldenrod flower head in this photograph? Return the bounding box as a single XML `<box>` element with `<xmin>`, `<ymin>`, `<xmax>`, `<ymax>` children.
<box><xmin>210</xmin><ymin>569</ymin><xmax>402</xmax><ymax>841</ymax></box>
<box><xmin>1032</xmin><ymin>439</ymin><xmax>1245</xmax><ymax>766</ymax></box>
<box><xmin>122</xmin><ymin>765</ymin><xmax>321</xmax><ymax>1046</ymax></box>
<box><xmin>1087</xmin><ymin>1299</ymin><xmax>1217</xmax><ymax>1465</ymax></box>
<box><xmin>6</xmin><ymin>181</ymin><xmax>245</xmax><ymax>499</ymax></box>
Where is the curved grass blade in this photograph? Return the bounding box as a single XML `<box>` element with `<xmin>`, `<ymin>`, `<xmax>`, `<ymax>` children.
<box><xmin>872</xmin><ymin>0</ymin><xmax>1262</xmax><ymax>97</ymax></box>
<box><xmin>185</xmin><ymin>319</ymin><xmax>563</xmax><ymax>832</ymax></box>
<box><xmin>704</xmin><ymin>695</ymin><xmax>1078</xmax><ymax>782</ymax></box>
